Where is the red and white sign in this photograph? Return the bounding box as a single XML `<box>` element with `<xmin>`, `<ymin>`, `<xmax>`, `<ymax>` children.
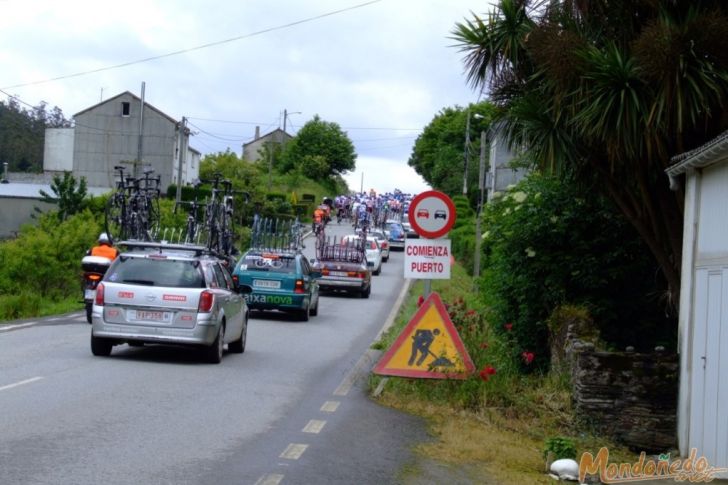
<box><xmin>404</xmin><ymin>239</ymin><xmax>451</xmax><ymax>279</ymax></box>
<box><xmin>408</xmin><ymin>190</ymin><xmax>456</xmax><ymax>239</ymax></box>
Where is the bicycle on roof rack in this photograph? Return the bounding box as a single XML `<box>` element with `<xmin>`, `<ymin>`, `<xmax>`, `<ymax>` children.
<box><xmin>250</xmin><ymin>216</ymin><xmax>305</xmax><ymax>253</ymax></box>
<box><xmin>105</xmin><ymin>165</ymin><xmax>161</xmax><ymax>243</ymax></box>
<box><xmin>174</xmin><ymin>180</ymin><xmax>205</xmax><ymax>245</ymax></box>
<box><xmin>199</xmin><ymin>173</ymin><xmax>238</xmax><ymax>256</ymax></box>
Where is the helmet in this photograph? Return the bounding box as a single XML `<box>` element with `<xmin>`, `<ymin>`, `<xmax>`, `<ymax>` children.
<box><xmin>98</xmin><ymin>233</ymin><xmax>110</xmax><ymax>244</ymax></box>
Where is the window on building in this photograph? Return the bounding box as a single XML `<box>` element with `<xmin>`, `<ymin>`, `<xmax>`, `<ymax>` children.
<box><xmin>121</xmin><ymin>102</ymin><xmax>130</xmax><ymax>117</ymax></box>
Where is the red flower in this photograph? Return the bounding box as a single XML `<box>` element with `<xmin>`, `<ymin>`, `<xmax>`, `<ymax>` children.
<box><xmin>466</xmin><ymin>309</ymin><xmax>477</xmax><ymax>316</ymax></box>
<box><xmin>479</xmin><ymin>365</ymin><xmax>497</xmax><ymax>381</ymax></box>
<box><xmin>504</xmin><ymin>323</ymin><xmax>513</xmax><ymax>331</ymax></box>
<box><xmin>417</xmin><ymin>295</ymin><xmax>425</xmax><ymax>307</ymax></box>
<box><xmin>479</xmin><ymin>342</ymin><xmax>489</xmax><ymax>349</ymax></box>
<box><xmin>521</xmin><ymin>351</ymin><xmax>535</xmax><ymax>365</ymax></box>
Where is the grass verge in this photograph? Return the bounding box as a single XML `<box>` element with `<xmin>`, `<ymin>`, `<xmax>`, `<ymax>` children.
<box><xmin>0</xmin><ymin>294</ymin><xmax>83</xmax><ymax>323</ymax></box>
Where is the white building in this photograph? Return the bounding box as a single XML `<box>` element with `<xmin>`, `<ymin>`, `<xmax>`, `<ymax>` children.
<box><xmin>666</xmin><ymin>130</ymin><xmax>728</xmax><ymax>477</ymax></box>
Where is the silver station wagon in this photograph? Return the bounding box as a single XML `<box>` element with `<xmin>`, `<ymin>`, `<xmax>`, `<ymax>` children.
<box><xmin>90</xmin><ymin>242</ymin><xmax>248</xmax><ymax>363</ymax></box>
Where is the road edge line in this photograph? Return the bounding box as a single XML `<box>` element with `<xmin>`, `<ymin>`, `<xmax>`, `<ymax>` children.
<box><xmin>374</xmin><ymin>277</ymin><xmax>413</xmax><ymax>342</ymax></box>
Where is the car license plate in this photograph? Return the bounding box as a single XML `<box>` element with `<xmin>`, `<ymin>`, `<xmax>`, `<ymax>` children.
<box><xmin>129</xmin><ymin>310</ymin><xmax>172</xmax><ymax>323</ymax></box>
<box><xmin>330</xmin><ymin>271</ymin><xmax>348</xmax><ymax>277</ymax></box>
<box><xmin>253</xmin><ymin>279</ymin><xmax>281</xmax><ymax>289</ymax></box>
<box><xmin>84</xmin><ymin>289</ymin><xmax>95</xmax><ymax>300</ymax></box>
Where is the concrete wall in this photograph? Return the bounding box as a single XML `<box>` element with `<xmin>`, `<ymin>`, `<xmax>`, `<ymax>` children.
<box><xmin>73</xmin><ymin>92</ymin><xmax>178</xmax><ymax>189</ymax></box>
<box><xmin>43</xmin><ymin>128</ymin><xmax>74</xmax><ymax>172</ymax></box>
<box><xmin>0</xmin><ymin>197</ymin><xmax>56</xmax><ymax>239</ymax></box>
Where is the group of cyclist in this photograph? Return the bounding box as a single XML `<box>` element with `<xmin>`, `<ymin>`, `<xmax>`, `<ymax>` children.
<box><xmin>312</xmin><ymin>189</ymin><xmax>413</xmax><ymax>233</ymax></box>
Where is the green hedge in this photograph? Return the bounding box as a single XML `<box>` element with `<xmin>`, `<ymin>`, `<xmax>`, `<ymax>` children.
<box><xmin>166</xmin><ymin>184</ymin><xmax>212</xmax><ymax>201</ymax></box>
<box><xmin>479</xmin><ymin>173</ymin><xmax>672</xmax><ymax>370</ymax></box>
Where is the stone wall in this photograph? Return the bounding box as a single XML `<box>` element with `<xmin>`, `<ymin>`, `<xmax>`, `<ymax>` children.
<box><xmin>568</xmin><ymin>341</ymin><xmax>678</xmax><ymax>452</ymax></box>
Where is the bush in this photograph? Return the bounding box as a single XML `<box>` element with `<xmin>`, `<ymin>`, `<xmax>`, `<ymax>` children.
<box><xmin>166</xmin><ymin>184</ymin><xmax>211</xmax><ymax>201</ymax></box>
<box><xmin>0</xmin><ymin>210</ymin><xmax>101</xmax><ymax>299</ymax></box>
<box><xmin>480</xmin><ymin>173</ymin><xmax>672</xmax><ymax>370</ymax></box>
<box><xmin>543</xmin><ymin>436</ymin><xmax>577</xmax><ymax>461</ymax></box>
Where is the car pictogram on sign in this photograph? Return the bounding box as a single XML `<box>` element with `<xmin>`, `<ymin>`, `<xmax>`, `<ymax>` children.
<box><xmin>434</xmin><ymin>210</ymin><xmax>446</xmax><ymax>220</ymax></box>
<box><xmin>416</xmin><ymin>209</ymin><xmax>430</xmax><ymax>218</ymax></box>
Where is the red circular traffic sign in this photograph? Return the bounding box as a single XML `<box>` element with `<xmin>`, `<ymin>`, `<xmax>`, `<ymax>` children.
<box><xmin>408</xmin><ymin>190</ymin><xmax>456</xmax><ymax>239</ymax></box>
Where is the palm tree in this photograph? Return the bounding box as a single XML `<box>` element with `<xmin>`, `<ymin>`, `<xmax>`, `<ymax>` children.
<box><xmin>451</xmin><ymin>0</ymin><xmax>728</xmax><ymax>309</ymax></box>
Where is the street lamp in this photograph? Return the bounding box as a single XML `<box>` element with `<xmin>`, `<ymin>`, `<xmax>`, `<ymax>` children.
<box><xmin>463</xmin><ymin>111</ymin><xmax>485</xmax><ymax>196</ymax></box>
<box><xmin>473</xmin><ymin>128</ymin><xmax>488</xmax><ymax>287</ymax></box>
<box><xmin>283</xmin><ymin>109</ymin><xmax>301</xmax><ymax>133</ymax></box>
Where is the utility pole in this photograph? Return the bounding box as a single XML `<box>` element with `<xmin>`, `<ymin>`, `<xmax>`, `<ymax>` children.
<box><xmin>283</xmin><ymin>109</ymin><xmax>288</xmax><ymax>133</ymax></box>
<box><xmin>267</xmin><ymin>141</ymin><xmax>273</xmax><ymax>191</ymax></box>
<box><xmin>136</xmin><ymin>81</ymin><xmax>146</xmax><ymax>178</ymax></box>
<box><xmin>473</xmin><ymin>130</ymin><xmax>487</xmax><ymax>288</ymax></box>
<box><xmin>175</xmin><ymin>116</ymin><xmax>187</xmax><ymax>204</ymax></box>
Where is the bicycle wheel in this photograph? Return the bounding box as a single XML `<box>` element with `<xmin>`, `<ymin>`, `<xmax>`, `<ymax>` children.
<box><xmin>146</xmin><ymin>196</ymin><xmax>161</xmax><ymax>240</ymax></box>
<box><xmin>221</xmin><ymin>213</ymin><xmax>235</xmax><ymax>255</ymax></box>
<box><xmin>105</xmin><ymin>195</ymin><xmax>124</xmax><ymax>243</ymax></box>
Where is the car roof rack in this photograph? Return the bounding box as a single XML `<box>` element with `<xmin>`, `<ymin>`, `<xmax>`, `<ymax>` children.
<box><xmin>249</xmin><ymin>217</ymin><xmax>305</xmax><ymax>254</ymax></box>
<box><xmin>316</xmin><ymin>235</ymin><xmax>366</xmax><ymax>264</ymax></box>
<box><xmin>118</xmin><ymin>240</ymin><xmax>218</xmax><ymax>257</ymax></box>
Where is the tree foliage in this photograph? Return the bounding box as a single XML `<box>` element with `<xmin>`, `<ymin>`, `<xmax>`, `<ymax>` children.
<box><xmin>280</xmin><ymin>115</ymin><xmax>356</xmax><ymax>180</ymax></box>
<box><xmin>408</xmin><ymin>102</ymin><xmax>496</xmax><ymax>204</ymax></box>
<box><xmin>0</xmin><ymin>98</ymin><xmax>72</xmax><ymax>172</ymax></box>
<box><xmin>38</xmin><ymin>171</ymin><xmax>88</xmax><ymax>221</ymax></box>
<box><xmin>451</xmin><ymin>0</ymin><xmax>728</xmax><ymax>309</ymax></box>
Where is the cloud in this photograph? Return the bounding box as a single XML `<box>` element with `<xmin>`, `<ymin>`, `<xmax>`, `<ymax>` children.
<box><xmin>343</xmin><ymin>155</ymin><xmax>430</xmax><ymax>195</ymax></box>
<box><xmin>1</xmin><ymin>0</ymin><xmax>487</xmax><ymax>195</ymax></box>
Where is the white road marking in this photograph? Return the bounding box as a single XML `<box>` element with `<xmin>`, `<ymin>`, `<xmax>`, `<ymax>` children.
<box><xmin>0</xmin><ymin>376</ymin><xmax>43</xmax><ymax>392</ymax></box>
<box><xmin>280</xmin><ymin>443</ymin><xmax>308</xmax><ymax>460</ymax></box>
<box><xmin>302</xmin><ymin>419</ymin><xmax>326</xmax><ymax>434</ymax></box>
<box><xmin>46</xmin><ymin>317</ymin><xmax>63</xmax><ymax>322</ymax></box>
<box><xmin>333</xmin><ymin>349</ymin><xmax>378</xmax><ymax>396</ymax></box>
<box><xmin>374</xmin><ymin>278</ymin><xmax>412</xmax><ymax>340</ymax></box>
<box><xmin>373</xmin><ymin>377</ymin><xmax>389</xmax><ymax>398</ymax></box>
<box><xmin>0</xmin><ymin>322</ymin><xmax>37</xmax><ymax>332</ymax></box>
<box><xmin>254</xmin><ymin>473</ymin><xmax>284</xmax><ymax>485</ymax></box>
<box><xmin>320</xmin><ymin>401</ymin><xmax>340</xmax><ymax>413</ymax></box>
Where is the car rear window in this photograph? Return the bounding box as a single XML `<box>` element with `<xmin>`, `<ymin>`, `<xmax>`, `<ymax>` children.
<box><xmin>106</xmin><ymin>257</ymin><xmax>205</xmax><ymax>288</ymax></box>
<box><xmin>239</xmin><ymin>254</ymin><xmax>296</xmax><ymax>274</ymax></box>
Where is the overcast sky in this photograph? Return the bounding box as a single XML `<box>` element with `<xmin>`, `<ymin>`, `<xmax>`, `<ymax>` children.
<box><xmin>0</xmin><ymin>0</ymin><xmax>490</xmax><ymax>195</ymax></box>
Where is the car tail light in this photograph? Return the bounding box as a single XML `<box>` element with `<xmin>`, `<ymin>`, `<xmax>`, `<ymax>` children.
<box><xmin>294</xmin><ymin>279</ymin><xmax>305</xmax><ymax>294</ymax></box>
<box><xmin>322</xmin><ymin>268</ymin><xmax>330</xmax><ymax>276</ymax></box>
<box><xmin>347</xmin><ymin>271</ymin><xmax>357</xmax><ymax>277</ymax></box>
<box><xmin>232</xmin><ymin>274</ymin><xmax>239</xmax><ymax>286</ymax></box>
<box><xmin>95</xmin><ymin>283</ymin><xmax>105</xmax><ymax>306</ymax></box>
<box><xmin>381</xmin><ymin>241</ymin><xmax>388</xmax><ymax>249</ymax></box>
<box><xmin>88</xmin><ymin>273</ymin><xmax>102</xmax><ymax>281</ymax></box>
<box><xmin>357</xmin><ymin>271</ymin><xmax>367</xmax><ymax>279</ymax></box>
<box><xmin>198</xmin><ymin>290</ymin><xmax>214</xmax><ymax>313</ymax></box>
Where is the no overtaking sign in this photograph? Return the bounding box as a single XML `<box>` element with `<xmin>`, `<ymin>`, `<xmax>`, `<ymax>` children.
<box><xmin>407</xmin><ymin>190</ymin><xmax>456</xmax><ymax>239</ymax></box>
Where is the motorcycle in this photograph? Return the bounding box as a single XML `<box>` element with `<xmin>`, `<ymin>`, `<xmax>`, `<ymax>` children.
<box><xmin>82</xmin><ymin>256</ymin><xmax>112</xmax><ymax>324</ymax></box>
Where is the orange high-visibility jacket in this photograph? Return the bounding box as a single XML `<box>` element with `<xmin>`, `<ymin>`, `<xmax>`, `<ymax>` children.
<box><xmin>90</xmin><ymin>244</ymin><xmax>119</xmax><ymax>260</ymax></box>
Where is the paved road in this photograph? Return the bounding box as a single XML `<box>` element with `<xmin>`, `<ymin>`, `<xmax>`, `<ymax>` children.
<box><xmin>0</xmin><ymin>222</ymin><xmax>430</xmax><ymax>485</ymax></box>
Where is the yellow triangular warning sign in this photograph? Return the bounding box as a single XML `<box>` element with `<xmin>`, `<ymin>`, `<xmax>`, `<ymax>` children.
<box><xmin>374</xmin><ymin>292</ymin><xmax>475</xmax><ymax>379</ymax></box>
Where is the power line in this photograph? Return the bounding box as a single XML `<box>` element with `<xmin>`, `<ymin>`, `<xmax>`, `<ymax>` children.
<box><xmin>1</xmin><ymin>0</ymin><xmax>383</xmax><ymax>90</ymax></box>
